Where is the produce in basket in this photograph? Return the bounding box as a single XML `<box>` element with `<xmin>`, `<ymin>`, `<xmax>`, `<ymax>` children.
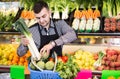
<box><xmin>45</xmin><ymin>61</ymin><xmax>54</xmax><ymax>70</ymax></box>
<box><xmin>30</xmin><ymin>56</ymin><xmax>55</xmax><ymax>70</ymax></box>
<box><xmin>36</xmin><ymin>60</ymin><xmax>45</xmax><ymax>70</ymax></box>
<box><xmin>30</xmin><ymin>52</ymin><xmax>57</xmax><ymax>71</ymax></box>
<box><xmin>30</xmin><ymin>62</ymin><xmax>36</xmax><ymax>70</ymax></box>
<box><xmin>41</xmin><ymin>51</ymin><xmax>49</xmax><ymax>60</ymax></box>
<box><xmin>29</xmin><ymin>52</ymin><xmax>61</xmax><ymax>79</ymax></box>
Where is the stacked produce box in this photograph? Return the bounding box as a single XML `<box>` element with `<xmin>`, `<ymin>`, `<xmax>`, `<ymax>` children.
<box><xmin>0</xmin><ymin>44</ymin><xmax>31</xmax><ymax>68</ymax></box>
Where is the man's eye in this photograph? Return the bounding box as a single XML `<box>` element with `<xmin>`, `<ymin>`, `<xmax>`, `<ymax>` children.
<box><xmin>42</xmin><ymin>15</ymin><xmax>46</xmax><ymax>18</ymax></box>
<box><xmin>36</xmin><ymin>17</ymin><xmax>40</xmax><ymax>19</ymax></box>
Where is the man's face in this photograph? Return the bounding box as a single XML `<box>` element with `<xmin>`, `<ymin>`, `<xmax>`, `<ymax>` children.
<box><xmin>35</xmin><ymin>7</ymin><xmax>51</xmax><ymax>28</ymax></box>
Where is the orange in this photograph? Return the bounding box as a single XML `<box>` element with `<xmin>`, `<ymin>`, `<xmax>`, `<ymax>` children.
<box><xmin>13</xmin><ymin>57</ymin><xmax>19</xmax><ymax>63</ymax></box>
<box><xmin>19</xmin><ymin>57</ymin><xmax>25</xmax><ymax>63</ymax></box>
<box><xmin>12</xmin><ymin>60</ymin><xmax>18</xmax><ymax>65</ymax></box>
<box><xmin>24</xmin><ymin>62</ymin><xmax>28</xmax><ymax>67</ymax></box>
<box><xmin>8</xmin><ymin>61</ymin><xmax>12</xmax><ymax>65</ymax></box>
<box><xmin>18</xmin><ymin>62</ymin><xmax>23</xmax><ymax>66</ymax></box>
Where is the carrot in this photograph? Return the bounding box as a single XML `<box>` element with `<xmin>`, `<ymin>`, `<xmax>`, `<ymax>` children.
<box><xmin>81</xmin><ymin>10</ymin><xmax>87</xmax><ymax>18</ymax></box>
<box><xmin>20</xmin><ymin>10</ymin><xmax>35</xmax><ymax>19</ymax></box>
<box><xmin>85</xmin><ymin>12</ymin><xmax>90</xmax><ymax>20</ymax></box>
<box><xmin>74</xmin><ymin>10</ymin><xmax>80</xmax><ymax>18</ymax></box>
<box><xmin>93</xmin><ymin>9</ymin><xmax>100</xmax><ymax>19</ymax></box>
<box><xmin>20</xmin><ymin>10</ymin><xmax>28</xmax><ymax>19</ymax></box>
<box><xmin>87</xmin><ymin>8</ymin><xmax>93</xmax><ymax>18</ymax></box>
<box><xmin>29</xmin><ymin>11</ymin><xmax>35</xmax><ymax>19</ymax></box>
<box><xmin>79</xmin><ymin>11</ymin><xmax>82</xmax><ymax>18</ymax></box>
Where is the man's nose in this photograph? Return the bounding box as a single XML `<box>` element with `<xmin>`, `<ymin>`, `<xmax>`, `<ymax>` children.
<box><xmin>39</xmin><ymin>18</ymin><xmax>44</xmax><ymax>23</ymax></box>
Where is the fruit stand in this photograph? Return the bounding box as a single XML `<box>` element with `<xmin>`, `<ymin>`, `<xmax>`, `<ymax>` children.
<box><xmin>0</xmin><ymin>0</ymin><xmax>120</xmax><ymax>79</ymax></box>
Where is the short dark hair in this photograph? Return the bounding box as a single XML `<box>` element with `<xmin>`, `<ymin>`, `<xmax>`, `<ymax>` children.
<box><xmin>33</xmin><ymin>0</ymin><xmax>49</xmax><ymax>13</ymax></box>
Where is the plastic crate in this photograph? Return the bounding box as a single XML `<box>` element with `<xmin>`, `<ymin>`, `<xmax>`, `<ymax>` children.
<box><xmin>29</xmin><ymin>67</ymin><xmax>61</xmax><ymax>79</ymax></box>
<box><xmin>10</xmin><ymin>65</ymin><xmax>25</xmax><ymax>79</ymax></box>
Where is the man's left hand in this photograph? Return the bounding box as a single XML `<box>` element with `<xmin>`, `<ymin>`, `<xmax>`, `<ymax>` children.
<box><xmin>40</xmin><ymin>41</ymin><xmax>55</xmax><ymax>54</ymax></box>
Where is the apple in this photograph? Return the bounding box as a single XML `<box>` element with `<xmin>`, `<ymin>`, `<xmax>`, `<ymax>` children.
<box><xmin>116</xmin><ymin>56</ymin><xmax>120</xmax><ymax>62</ymax></box>
<box><xmin>115</xmin><ymin>67</ymin><xmax>120</xmax><ymax>70</ymax></box>
<box><xmin>97</xmin><ymin>66</ymin><xmax>104</xmax><ymax>71</ymax></box>
<box><xmin>110</xmin><ymin>67</ymin><xmax>115</xmax><ymax>70</ymax></box>
<box><xmin>101</xmin><ymin>60</ymin><xmax>105</xmax><ymax>65</ymax></box>
<box><xmin>103</xmin><ymin>56</ymin><xmax>107</xmax><ymax>61</ymax></box>
<box><xmin>114</xmin><ymin>62</ymin><xmax>120</xmax><ymax>67</ymax></box>
<box><xmin>104</xmin><ymin>66</ymin><xmax>109</xmax><ymax>70</ymax></box>
<box><xmin>106</xmin><ymin>49</ymin><xmax>117</xmax><ymax>56</ymax></box>
<box><xmin>110</xmin><ymin>55</ymin><xmax>117</xmax><ymax>61</ymax></box>
<box><xmin>109</xmin><ymin>62</ymin><xmax>115</xmax><ymax>67</ymax></box>
<box><xmin>105</xmin><ymin>60</ymin><xmax>110</xmax><ymax>66</ymax></box>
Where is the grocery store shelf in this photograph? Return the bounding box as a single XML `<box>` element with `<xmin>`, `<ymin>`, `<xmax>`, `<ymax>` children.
<box><xmin>0</xmin><ymin>65</ymin><xmax>10</xmax><ymax>73</ymax></box>
<box><xmin>92</xmin><ymin>70</ymin><xmax>101</xmax><ymax>75</ymax></box>
<box><xmin>0</xmin><ymin>65</ymin><xmax>102</xmax><ymax>79</ymax></box>
<box><xmin>0</xmin><ymin>32</ymin><xmax>21</xmax><ymax>35</ymax></box>
<box><xmin>77</xmin><ymin>32</ymin><xmax>120</xmax><ymax>36</ymax></box>
<box><xmin>1</xmin><ymin>32</ymin><xmax>120</xmax><ymax>36</ymax></box>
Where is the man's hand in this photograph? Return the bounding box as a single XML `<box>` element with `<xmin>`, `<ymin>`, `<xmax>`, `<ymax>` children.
<box><xmin>20</xmin><ymin>35</ymin><xmax>29</xmax><ymax>46</ymax></box>
<box><xmin>40</xmin><ymin>41</ymin><xmax>55</xmax><ymax>54</ymax></box>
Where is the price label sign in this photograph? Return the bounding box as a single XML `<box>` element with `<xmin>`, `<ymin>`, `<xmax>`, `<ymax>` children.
<box><xmin>102</xmin><ymin>70</ymin><xmax>120</xmax><ymax>79</ymax></box>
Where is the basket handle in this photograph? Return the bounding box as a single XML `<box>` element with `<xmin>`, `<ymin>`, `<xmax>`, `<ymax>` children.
<box><xmin>53</xmin><ymin>51</ymin><xmax>57</xmax><ymax>72</ymax></box>
<box><xmin>31</xmin><ymin>52</ymin><xmax>58</xmax><ymax>72</ymax></box>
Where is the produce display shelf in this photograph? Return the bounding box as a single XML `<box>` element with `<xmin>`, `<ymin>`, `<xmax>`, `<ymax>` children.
<box><xmin>0</xmin><ymin>32</ymin><xmax>21</xmax><ymax>35</ymax></box>
<box><xmin>0</xmin><ymin>65</ymin><xmax>102</xmax><ymax>74</ymax></box>
<box><xmin>78</xmin><ymin>32</ymin><xmax>120</xmax><ymax>36</ymax></box>
<box><xmin>1</xmin><ymin>32</ymin><xmax>120</xmax><ymax>36</ymax></box>
<box><xmin>0</xmin><ymin>65</ymin><xmax>10</xmax><ymax>73</ymax></box>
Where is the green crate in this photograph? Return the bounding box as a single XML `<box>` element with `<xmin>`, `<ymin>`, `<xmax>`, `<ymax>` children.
<box><xmin>10</xmin><ymin>65</ymin><xmax>25</xmax><ymax>79</ymax></box>
<box><xmin>102</xmin><ymin>70</ymin><xmax>120</xmax><ymax>79</ymax></box>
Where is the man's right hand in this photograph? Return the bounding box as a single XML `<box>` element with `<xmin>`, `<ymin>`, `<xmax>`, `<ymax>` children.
<box><xmin>20</xmin><ymin>35</ymin><xmax>29</xmax><ymax>46</ymax></box>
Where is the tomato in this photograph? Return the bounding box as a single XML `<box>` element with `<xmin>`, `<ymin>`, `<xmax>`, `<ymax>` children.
<box><xmin>57</xmin><ymin>56</ymin><xmax>63</xmax><ymax>61</ymax></box>
<box><xmin>49</xmin><ymin>57</ymin><xmax>54</xmax><ymax>61</ymax></box>
<box><xmin>62</xmin><ymin>56</ymin><xmax>68</xmax><ymax>63</ymax></box>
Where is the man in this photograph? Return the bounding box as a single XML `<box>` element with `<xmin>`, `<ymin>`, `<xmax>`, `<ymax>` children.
<box><xmin>17</xmin><ymin>0</ymin><xmax>77</xmax><ymax>57</ymax></box>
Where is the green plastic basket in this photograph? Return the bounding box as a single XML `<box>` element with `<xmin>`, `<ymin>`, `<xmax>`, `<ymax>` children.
<box><xmin>10</xmin><ymin>65</ymin><xmax>25</xmax><ymax>79</ymax></box>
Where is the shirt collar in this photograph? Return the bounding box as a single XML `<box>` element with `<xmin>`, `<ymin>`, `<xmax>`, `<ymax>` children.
<box><xmin>50</xmin><ymin>19</ymin><xmax>55</xmax><ymax>28</ymax></box>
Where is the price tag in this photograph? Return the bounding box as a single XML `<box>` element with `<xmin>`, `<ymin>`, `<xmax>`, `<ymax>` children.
<box><xmin>102</xmin><ymin>70</ymin><xmax>120</xmax><ymax>79</ymax></box>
